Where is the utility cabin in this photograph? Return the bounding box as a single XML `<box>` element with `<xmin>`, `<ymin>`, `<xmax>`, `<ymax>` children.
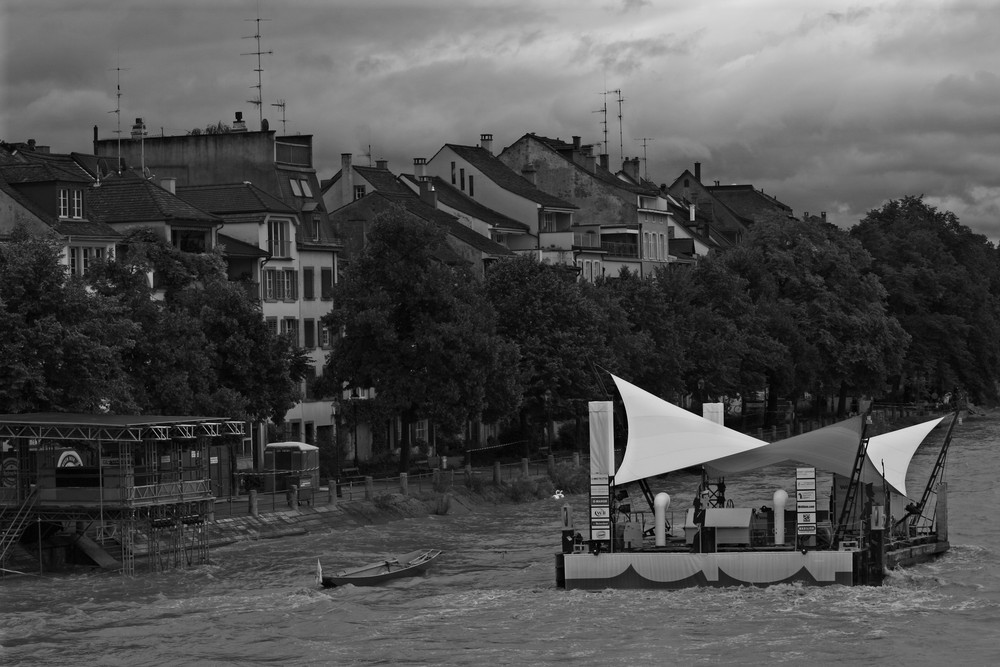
<box><xmin>262</xmin><ymin>442</ymin><xmax>320</xmax><ymax>505</ymax></box>
<box><xmin>0</xmin><ymin>414</ymin><xmax>244</xmax><ymax>577</ymax></box>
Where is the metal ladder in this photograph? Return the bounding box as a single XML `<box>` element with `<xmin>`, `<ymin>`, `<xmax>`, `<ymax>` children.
<box><xmin>834</xmin><ymin>416</ymin><xmax>872</xmax><ymax>547</ymax></box>
<box><xmin>0</xmin><ymin>488</ymin><xmax>38</xmax><ymax>567</ymax></box>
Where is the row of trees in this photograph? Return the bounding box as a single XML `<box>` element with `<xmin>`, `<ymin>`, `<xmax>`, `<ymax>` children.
<box><xmin>0</xmin><ymin>227</ymin><xmax>308</xmax><ymax>421</ymax></box>
<box><xmin>324</xmin><ymin>197</ymin><xmax>1000</xmax><ymax>468</ymax></box>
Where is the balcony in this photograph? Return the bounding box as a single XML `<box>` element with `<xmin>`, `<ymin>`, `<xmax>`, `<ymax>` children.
<box><xmin>267</xmin><ymin>239</ymin><xmax>292</xmax><ymax>258</ymax></box>
<box><xmin>601</xmin><ymin>241</ymin><xmax>639</xmax><ymax>258</ymax></box>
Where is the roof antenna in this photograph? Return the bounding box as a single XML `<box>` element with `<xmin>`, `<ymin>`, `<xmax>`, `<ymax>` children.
<box><xmin>634</xmin><ymin>137</ymin><xmax>654</xmax><ymax>180</ymax></box>
<box><xmin>270</xmin><ymin>99</ymin><xmax>286</xmax><ymax>134</ymax></box>
<box><xmin>107</xmin><ymin>51</ymin><xmax>129</xmax><ymax>175</ymax></box>
<box><xmin>242</xmin><ymin>1</ymin><xmax>272</xmax><ymax>130</ymax></box>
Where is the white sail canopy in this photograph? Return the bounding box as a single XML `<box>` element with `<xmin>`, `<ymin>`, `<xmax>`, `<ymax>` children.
<box><xmin>610</xmin><ymin>373</ymin><xmax>946</xmax><ymax>497</ymax></box>
<box><xmin>611</xmin><ymin>375</ymin><xmax>769</xmax><ymax>484</ymax></box>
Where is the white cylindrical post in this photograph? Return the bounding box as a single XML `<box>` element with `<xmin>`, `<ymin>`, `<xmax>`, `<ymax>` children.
<box><xmin>654</xmin><ymin>492</ymin><xmax>671</xmax><ymax>546</ymax></box>
<box><xmin>773</xmin><ymin>489</ymin><xmax>788</xmax><ymax>545</ymax></box>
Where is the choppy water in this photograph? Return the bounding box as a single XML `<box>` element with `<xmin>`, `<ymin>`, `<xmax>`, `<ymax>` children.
<box><xmin>3</xmin><ymin>414</ymin><xmax>999</xmax><ymax>665</ymax></box>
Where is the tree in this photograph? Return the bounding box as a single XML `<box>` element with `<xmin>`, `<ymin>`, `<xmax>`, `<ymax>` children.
<box><xmin>88</xmin><ymin>228</ymin><xmax>310</xmax><ymax>421</ymax></box>
<box><xmin>0</xmin><ymin>226</ymin><xmax>139</xmax><ymax>413</ymax></box>
<box><xmin>852</xmin><ymin>196</ymin><xmax>1000</xmax><ymax>403</ymax></box>
<box><xmin>322</xmin><ymin>206</ymin><xmax>519</xmax><ymax>472</ymax></box>
<box><xmin>484</xmin><ymin>255</ymin><xmax>610</xmax><ymax>446</ymax></box>
<box><xmin>725</xmin><ymin>213</ymin><xmax>908</xmax><ymax>417</ymax></box>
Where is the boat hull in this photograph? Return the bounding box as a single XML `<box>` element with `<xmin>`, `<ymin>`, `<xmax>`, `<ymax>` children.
<box><xmin>319</xmin><ymin>549</ymin><xmax>441</xmax><ymax>587</ymax></box>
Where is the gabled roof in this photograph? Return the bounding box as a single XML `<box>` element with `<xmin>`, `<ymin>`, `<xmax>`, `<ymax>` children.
<box><xmin>51</xmin><ymin>219</ymin><xmax>123</xmax><ymax>239</ymax></box>
<box><xmin>353</xmin><ymin>165</ymin><xmax>415</xmax><ymax>197</ymax></box>
<box><xmin>706</xmin><ymin>184</ymin><xmax>793</xmax><ymax>221</ymax></box>
<box><xmin>442</xmin><ymin>143</ymin><xmax>577</xmax><ymax>210</ymax></box>
<box><xmin>0</xmin><ymin>171</ymin><xmax>60</xmax><ymax>238</ymax></box>
<box><xmin>400</xmin><ymin>174</ymin><xmax>529</xmax><ymax>234</ymax></box>
<box><xmin>87</xmin><ymin>173</ymin><xmax>222</xmax><ymax>226</ymax></box>
<box><xmin>176</xmin><ymin>182</ymin><xmax>297</xmax><ymax>215</ymax></box>
<box><xmin>521</xmin><ymin>133</ymin><xmax>656</xmax><ymax>196</ymax></box>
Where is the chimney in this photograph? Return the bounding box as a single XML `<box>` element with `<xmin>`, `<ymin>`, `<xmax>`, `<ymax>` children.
<box><xmin>572</xmin><ymin>136</ymin><xmax>581</xmax><ymax>149</ymax></box>
<box><xmin>413</xmin><ymin>157</ymin><xmax>426</xmax><ymax>181</ymax></box>
<box><xmin>419</xmin><ymin>179</ymin><xmax>437</xmax><ymax>208</ymax></box>
<box><xmin>599</xmin><ymin>153</ymin><xmax>609</xmax><ymax>170</ymax></box>
<box><xmin>821</xmin><ymin>212</ymin><xmax>827</xmax><ymax>222</ymax></box>
<box><xmin>376</xmin><ymin>159</ymin><xmax>388</xmax><ymax>170</ymax></box>
<box><xmin>340</xmin><ymin>153</ymin><xmax>354</xmax><ymax>204</ymax></box>
<box><xmin>694</xmin><ymin>161</ymin><xmax>701</xmax><ymax>182</ymax></box>
<box><xmin>480</xmin><ymin>133</ymin><xmax>493</xmax><ymax>155</ymax></box>
<box><xmin>160</xmin><ymin>177</ymin><xmax>176</xmax><ymax>194</ymax></box>
<box><xmin>130</xmin><ymin>117</ymin><xmax>146</xmax><ymax>140</ymax></box>
<box><xmin>584</xmin><ymin>154</ymin><xmax>596</xmax><ymax>172</ymax></box>
<box><xmin>232</xmin><ymin>111</ymin><xmax>247</xmax><ymax>133</ymax></box>
<box><xmin>804</xmin><ymin>211</ymin><xmax>810</xmax><ymax>221</ymax></box>
<box><xmin>623</xmin><ymin>157</ymin><xmax>640</xmax><ymax>181</ymax></box>
<box><xmin>689</xmin><ymin>204</ymin><xmax>696</xmax><ymax>222</ymax></box>
<box><xmin>521</xmin><ymin>165</ymin><xmax>537</xmax><ymax>185</ymax></box>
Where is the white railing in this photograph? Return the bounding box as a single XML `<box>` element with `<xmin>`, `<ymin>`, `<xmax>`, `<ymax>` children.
<box><xmin>127</xmin><ymin>480</ymin><xmax>212</xmax><ymax>504</ymax></box>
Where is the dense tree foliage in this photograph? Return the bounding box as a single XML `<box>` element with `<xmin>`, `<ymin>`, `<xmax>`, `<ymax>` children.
<box><xmin>0</xmin><ymin>225</ymin><xmax>308</xmax><ymax>421</ymax></box>
<box><xmin>322</xmin><ymin>207</ymin><xmax>520</xmax><ymax>471</ymax></box>
<box><xmin>852</xmin><ymin>196</ymin><xmax>1000</xmax><ymax>402</ymax></box>
<box><xmin>0</xmin><ymin>228</ymin><xmax>138</xmax><ymax>413</ymax></box>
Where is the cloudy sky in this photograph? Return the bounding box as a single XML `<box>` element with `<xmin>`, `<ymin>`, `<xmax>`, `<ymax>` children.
<box><xmin>3</xmin><ymin>0</ymin><xmax>1000</xmax><ymax>239</ymax></box>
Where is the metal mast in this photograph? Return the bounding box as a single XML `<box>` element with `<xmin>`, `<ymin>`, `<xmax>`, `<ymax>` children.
<box><xmin>271</xmin><ymin>99</ymin><xmax>286</xmax><ymax>134</ymax></box>
<box><xmin>614</xmin><ymin>89</ymin><xmax>625</xmax><ymax>167</ymax></box>
<box><xmin>635</xmin><ymin>137</ymin><xmax>654</xmax><ymax>181</ymax></box>
<box><xmin>107</xmin><ymin>55</ymin><xmax>128</xmax><ymax>174</ymax></box>
<box><xmin>242</xmin><ymin>4</ymin><xmax>272</xmax><ymax>130</ymax></box>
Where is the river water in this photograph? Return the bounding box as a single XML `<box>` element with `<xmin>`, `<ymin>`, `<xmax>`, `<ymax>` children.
<box><xmin>3</xmin><ymin>414</ymin><xmax>999</xmax><ymax>666</ymax></box>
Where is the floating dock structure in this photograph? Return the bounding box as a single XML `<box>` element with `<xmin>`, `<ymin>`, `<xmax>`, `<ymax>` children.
<box><xmin>1</xmin><ymin>413</ymin><xmax>245</xmax><ymax>576</ymax></box>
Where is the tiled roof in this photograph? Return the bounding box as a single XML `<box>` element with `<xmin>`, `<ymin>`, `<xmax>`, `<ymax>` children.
<box><xmin>87</xmin><ymin>173</ymin><xmax>221</xmax><ymax>226</ymax></box>
<box><xmin>176</xmin><ymin>182</ymin><xmax>297</xmax><ymax>215</ymax></box>
<box><xmin>0</xmin><ymin>161</ymin><xmax>92</xmax><ymax>185</ymax></box>
<box><xmin>51</xmin><ymin>219</ymin><xmax>122</xmax><ymax>238</ymax></box>
<box><xmin>354</xmin><ymin>165</ymin><xmax>415</xmax><ymax>198</ymax></box>
<box><xmin>443</xmin><ymin>144</ymin><xmax>577</xmax><ymax>210</ymax></box>
<box><xmin>400</xmin><ymin>174</ymin><xmax>529</xmax><ymax>233</ymax></box>
<box><xmin>706</xmin><ymin>184</ymin><xmax>793</xmax><ymax>219</ymax></box>
<box><xmin>217</xmin><ymin>232</ymin><xmax>269</xmax><ymax>258</ymax></box>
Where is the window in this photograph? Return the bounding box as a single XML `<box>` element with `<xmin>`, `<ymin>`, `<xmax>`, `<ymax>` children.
<box><xmin>321</xmin><ymin>325</ymin><xmax>332</xmax><ymax>348</ymax></box>
<box><xmin>299</xmin><ymin>180</ymin><xmax>313</xmax><ymax>197</ymax></box>
<box><xmin>71</xmin><ymin>190</ymin><xmax>83</xmax><ymax>218</ymax></box>
<box><xmin>268</xmin><ymin>219</ymin><xmax>290</xmax><ymax>257</ymax></box>
<box><xmin>542</xmin><ymin>212</ymin><xmax>556</xmax><ymax>233</ymax></box>
<box><xmin>450</xmin><ymin>161</ymin><xmax>456</xmax><ymax>185</ymax></box>
<box><xmin>275</xmin><ymin>141</ymin><xmax>312</xmax><ymax>166</ymax></box>
<box><xmin>68</xmin><ymin>246</ymin><xmax>106</xmax><ymax>276</ymax></box>
<box><xmin>58</xmin><ymin>189</ymin><xmax>69</xmax><ymax>217</ymax></box>
<box><xmin>172</xmin><ymin>230</ymin><xmax>207</xmax><ymax>253</ymax></box>
<box><xmin>460</xmin><ymin>168</ymin><xmax>465</xmax><ymax>191</ymax></box>
<box><xmin>281</xmin><ymin>317</ymin><xmax>299</xmax><ymax>344</ymax></box>
<box><xmin>265</xmin><ymin>317</ymin><xmax>278</xmax><ymax>335</ymax></box>
<box><xmin>468</xmin><ymin>175</ymin><xmax>474</xmax><ymax>197</ymax></box>
<box><xmin>304</xmin><ymin>318</ymin><xmax>316</xmax><ymax>348</ymax></box>
<box><xmin>354</xmin><ymin>185</ymin><xmax>366</xmax><ymax>200</ymax></box>
<box><xmin>264</xmin><ymin>268</ymin><xmax>298</xmax><ymax>300</ymax></box>
<box><xmin>302</xmin><ymin>267</ymin><xmax>315</xmax><ymax>299</ymax></box>
<box><xmin>320</xmin><ymin>267</ymin><xmax>333</xmax><ymax>299</ymax></box>
<box><xmin>289</xmin><ymin>179</ymin><xmax>302</xmax><ymax>196</ymax></box>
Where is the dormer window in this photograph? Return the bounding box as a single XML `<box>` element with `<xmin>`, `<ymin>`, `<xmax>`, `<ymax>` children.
<box><xmin>353</xmin><ymin>185</ymin><xmax>366</xmax><ymax>200</ymax></box>
<box><xmin>288</xmin><ymin>178</ymin><xmax>313</xmax><ymax>198</ymax></box>
<box><xmin>58</xmin><ymin>188</ymin><xmax>84</xmax><ymax>219</ymax></box>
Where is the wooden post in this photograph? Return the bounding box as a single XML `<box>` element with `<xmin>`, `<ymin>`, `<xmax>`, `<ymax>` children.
<box><xmin>573</xmin><ymin>451</ymin><xmax>580</xmax><ymax>467</ymax></box>
<box><xmin>288</xmin><ymin>484</ymin><xmax>298</xmax><ymax>508</ymax></box>
<box><xmin>400</xmin><ymin>472</ymin><xmax>408</xmax><ymax>496</ymax></box>
<box><xmin>364</xmin><ymin>476</ymin><xmax>374</xmax><ymax>501</ymax></box>
<box><xmin>493</xmin><ymin>460</ymin><xmax>501</xmax><ymax>485</ymax></box>
<box><xmin>249</xmin><ymin>489</ymin><xmax>259</xmax><ymax>518</ymax></box>
<box><xmin>432</xmin><ymin>468</ymin><xmax>441</xmax><ymax>491</ymax></box>
<box><xmin>521</xmin><ymin>457</ymin><xmax>529</xmax><ymax>477</ymax></box>
<box><xmin>548</xmin><ymin>454</ymin><xmax>555</xmax><ymax>476</ymax></box>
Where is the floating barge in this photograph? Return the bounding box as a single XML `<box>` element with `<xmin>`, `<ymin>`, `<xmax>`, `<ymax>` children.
<box><xmin>556</xmin><ymin>375</ymin><xmax>954</xmax><ymax>590</ymax></box>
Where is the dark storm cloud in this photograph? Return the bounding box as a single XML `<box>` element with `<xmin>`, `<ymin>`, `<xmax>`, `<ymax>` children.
<box><xmin>3</xmin><ymin>0</ymin><xmax>999</xmax><ymax>240</ymax></box>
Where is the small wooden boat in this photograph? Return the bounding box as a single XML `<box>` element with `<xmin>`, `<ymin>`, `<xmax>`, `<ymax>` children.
<box><xmin>316</xmin><ymin>549</ymin><xmax>442</xmax><ymax>587</ymax></box>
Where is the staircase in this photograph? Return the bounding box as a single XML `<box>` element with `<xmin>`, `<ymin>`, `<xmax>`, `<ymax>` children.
<box><xmin>0</xmin><ymin>488</ymin><xmax>38</xmax><ymax>570</ymax></box>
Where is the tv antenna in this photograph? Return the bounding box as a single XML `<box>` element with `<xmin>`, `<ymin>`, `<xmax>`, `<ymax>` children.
<box><xmin>634</xmin><ymin>137</ymin><xmax>654</xmax><ymax>180</ymax></box>
<box><xmin>242</xmin><ymin>4</ymin><xmax>272</xmax><ymax>130</ymax></box>
<box><xmin>107</xmin><ymin>53</ymin><xmax>129</xmax><ymax>174</ymax></box>
<box><xmin>612</xmin><ymin>89</ymin><xmax>625</xmax><ymax>167</ymax></box>
<box><xmin>594</xmin><ymin>91</ymin><xmax>609</xmax><ymax>155</ymax></box>
<box><xmin>271</xmin><ymin>99</ymin><xmax>286</xmax><ymax>133</ymax></box>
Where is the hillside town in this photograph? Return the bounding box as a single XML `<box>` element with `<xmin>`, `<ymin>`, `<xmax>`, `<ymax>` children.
<box><xmin>0</xmin><ymin>114</ymin><xmax>814</xmax><ymax>472</ymax></box>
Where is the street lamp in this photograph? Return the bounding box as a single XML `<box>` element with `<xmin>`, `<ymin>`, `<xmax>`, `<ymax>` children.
<box><xmin>350</xmin><ymin>387</ymin><xmax>361</xmax><ymax>468</ymax></box>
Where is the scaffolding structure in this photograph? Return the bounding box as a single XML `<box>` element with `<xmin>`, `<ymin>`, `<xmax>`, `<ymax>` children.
<box><xmin>0</xmin><ymin>414</ymin><xmax>245</xmax><ymax>577</ymax></box>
